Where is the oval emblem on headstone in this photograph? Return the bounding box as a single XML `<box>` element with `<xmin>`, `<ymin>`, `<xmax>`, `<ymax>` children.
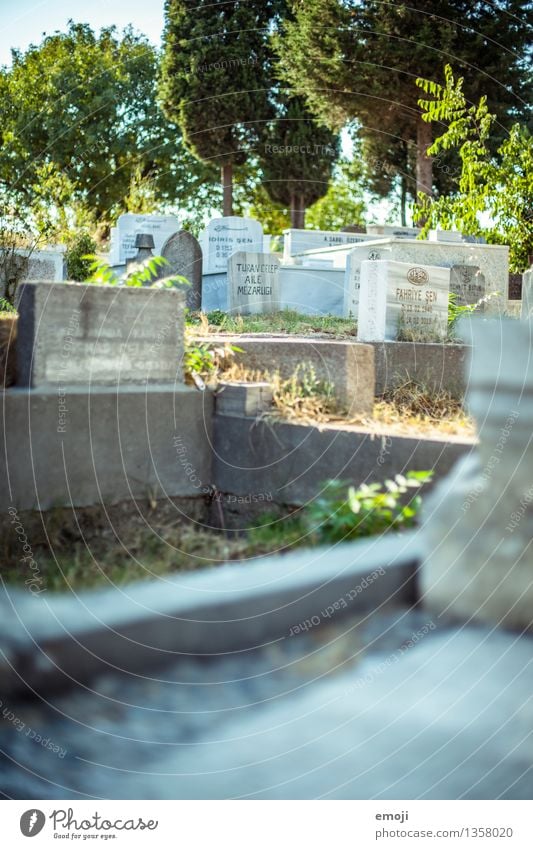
<box><xmin>368</xmin><ymin>251</ymin><xmax>381</xmax><ymax>260</ymax></box>
<box><xmin>407</xmin><ymin>267</ymin><xmax>429</xmax><ymax>286</ymax></box>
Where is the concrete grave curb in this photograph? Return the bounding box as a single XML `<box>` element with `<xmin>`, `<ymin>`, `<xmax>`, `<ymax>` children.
<box><xmin>0</xmin><ymin>531</ymin><xmax>421</xmax><ymax>695</ymax></box>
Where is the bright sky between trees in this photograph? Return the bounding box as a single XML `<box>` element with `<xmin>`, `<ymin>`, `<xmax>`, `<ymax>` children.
<box><xmin>0</xmin><ymin>0</ymin><xmax>165</xmax><ymax>65</ymax></box>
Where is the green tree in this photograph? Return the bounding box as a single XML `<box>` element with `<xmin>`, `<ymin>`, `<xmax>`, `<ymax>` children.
<box><xmin>160</xmin><ymin>0</ymin><xmax>283</xmax><ymax>216</ymax></box>
<box><xmin>276</xmin><ymin>0</ymin><xmax>532</xmax><ymax>204</ymax></box>
<box><xmin>415</xmin><ymin>66</ymin><xmax>533</xmax><ymax>271</ymax></box>
<box><xmin>0</xmin><ymin>22</ymin><xmax>212</xmax><ymax>232</ymax></box>
<box><xmin>306</xmin><ymin>157</ymin><xmax>365</xmax><ymax>230</ymax></box>
<box><xmin>259</xmin><ymin>95</ymin><xmax>340</xmax><ymax>227</ymax></box>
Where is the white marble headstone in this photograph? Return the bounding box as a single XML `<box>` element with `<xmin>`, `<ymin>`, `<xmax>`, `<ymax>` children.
<box><xmin>110</xmin><ymin>214</ymin><xmax>180</xmax><ymax>264</ymax></box>
<box><xmin>429</xmin><ymin>229</ymin><xmax>464</xmax><ymax>243</ymax></box>
<box><xmin>228</xmin><ymin>252</ymin><xmax>280</xmax><ymax>315</ymax></box>
<box><xmin>521</xmin><ymin>266</ymin><xmax>533</xmax><ymax>320</ymax></box>
<box><xmin>357</xmin><ymin>259</ymin><xmax>450</xmax><ymax>342</ymax></box>
<box><xmin>202</xmin><ymin>217</ymin><xmax>264</xmax><ymax>273</ymax></box>
<box><xmin>343</xmin><ymin>244</ymin><xmax>391</xmax><ymax>318</ymax></box>
<box><xmin>283</xmin><ymin>229</ymin><xmax>376</xmax><ymax>260</ymax></box>
<box><xmin>366</xmin><ymin>224</ymin><xmax>422</xmax><ymax>239</ymax></box>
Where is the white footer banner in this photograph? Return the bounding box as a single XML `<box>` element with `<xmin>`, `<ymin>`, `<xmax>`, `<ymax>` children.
<box><xmin>1</xmin><ymin>800</ymin><xmax>532</xmax><ymax>847</ymax></box>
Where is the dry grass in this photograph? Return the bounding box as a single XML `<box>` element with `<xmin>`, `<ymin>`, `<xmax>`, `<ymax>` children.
<box><xmin>221</xmin><ymin>364</ymin><xmax>475</xmax><ymax>437</ymax></box>
<box><xmin>221</xmin><ymin>361</ymin><xmax>338</xmax><ymax>424</ymax></box>
<box><xmin>347</xmin><ymin>381</ymin><xmax>475</xmax><ymax>438</ymax></box>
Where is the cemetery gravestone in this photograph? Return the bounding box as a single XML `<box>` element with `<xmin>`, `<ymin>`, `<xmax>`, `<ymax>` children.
<box><xmin>343</xmin><ymin>244</ymin><xmax>391</xmax><ymax>318</ymax></box>
<box><xmin>283</xmin><ymin>228</ymin><xmax>377</xmax><ymax>260</ymax></box>
<box><xmin>228</xmin><ymin>252</ymin><xmax>280</xmax><ymax>315</ymax></box>
<box><xmin>521</xmin><ymin>264</ymin><xmax>533</xmax><ymax>320</ymax></box>
<box><xmin>202</xmin><ymin>217</ymin><xmax>264</xmax><ymax>273</ymax></box>
<box><xmin>429</xmin><ymin>230</ymin><xmax>464</xmax><ymax>243</ymax></box>
<box><xmin>357</xmin><ymin>259</ymin><xmax>450</xmax><ymax>342</ymax></box>
<box><xmin>110</xmin><ymin>214</ymin><xmax>180</xmax><ymax>265</ymax></box>
<box><xmin>366</xmin><ymin>224</ymin><xmax>421</xmax><ymax>239</ymax></box>
<box><xmin>161</xmin><ymin>230</ymin><xmax>203</xmax><ymax>309</ymax></box>
<box><xmin>1</xmin><ymin>249</ymin><xmax>64</xmax><ymax>300</ymax></box>
<box><xmin>450</xmin><ymin>265</ymin><xmax>486</xmax><ymax>307</ymax></box>
<box><xmin>16</xmin><ymin>281</ymin><xmax>185</xmax><ymax>386</ymax></box>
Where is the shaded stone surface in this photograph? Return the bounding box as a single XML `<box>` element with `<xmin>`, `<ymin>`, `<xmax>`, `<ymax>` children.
<box><xmin>161</xmin><ymin>230</ymin><xmax>203</xmax><ymax>310</ymax></box>
<box><xmin>0</xmin><ymin>385</ymin><xmax>213</xmax><ymax>510</ymax></box>
<box><xmin>421</xmin><ymin>318</ymin><xmax>533</xmax><ymax>632</ymax></box>
<box><xmin>0</xmin><ymin>614</ymin><xmax>530</xmax><ymax>800</ymax></box>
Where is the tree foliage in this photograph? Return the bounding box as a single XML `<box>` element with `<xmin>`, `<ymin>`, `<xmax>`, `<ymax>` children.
<box><xmin>0</xmin><ymin>22</ymin><xmax>213</xmax><ymax>231</ymax></box>
<box><xmin>160</xmin><ymin>0</ymin><xmax>283</xmax><ymax>212</ymax></box>
<box><xmin>259</xmin><ymin>95</ymin><xmax>340</xmax><ymax>226</ymax></box>
<box><xmin>415</xmin><ymin>66</ymin><xmax>533</xmax><ymax>271</ymax></box>
<box><xmin>276</xmin><ymin>0</ymin><xmax>532</xmax><ymax>201</ymax></box>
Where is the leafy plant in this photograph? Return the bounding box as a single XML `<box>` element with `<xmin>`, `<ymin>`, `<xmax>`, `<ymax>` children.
<box><xmin>306</xmin><ymin>471</ymin><xmax>433</xmax><ymax>542</ymax></box>
<box><xmin>184</xmin><ymin>340</ymin><xmax>243</xmax><ymax>389</ymax></box>
<box><xmin>0</xmin><ymin>297</ymin><xmax>17</xmax><ymax>314</ymax></box>
<box><xmin>85</xmin><ymin>255</ymin><xmax>190</xmax><ymax>290</ymax></box>
<box><xmin>415</xmin><ymin>65</ymin><xmax>533</xmax><ymax>271</ymax></box>
<box><xmin>65</xmin><ymin>233</ymin><xmax>97</xmax><ymax>281</ymax></box>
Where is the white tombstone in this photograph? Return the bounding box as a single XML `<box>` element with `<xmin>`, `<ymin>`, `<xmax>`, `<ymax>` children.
<box><xmin>521</xmin><ymin>265</ymin><xmax>533</xmax><ymax>320</ymax></box>
<box><xmin>429</xmin><ymin>229</ymin><xmax>464</xmax><ymax>243</ymax></box>
<box><xmin>202</xmin><ymin>217</ymin><xmax>264</xmax><ymax>273</ymax></box>
<box><xmin>228</xmin><ymin>252</ymin><xmax>280</xmax><ymax>315</ymax></box>
<box><xmin>110</xmin><ymin>214</ymin><xmax>180</xmax><ymax>264</ymax></box>
<box><xmin>343</xmin><ymin>244</ymin><xmax>391</xmax><ymax>318</ymax></box>
<box><xmin>1</xmin><ymin>248</ymin><xmax>65</xmax><ymax>300</ymax></box>
<box><xmin>357</xmin><ymin>259</ymin><xmax>450</xmax><ymax>342</ymax></box>
<box><xmin>366</xmin><ymin>224</ymin><xmax>422</xmax><ymax>239</ymax></box>
<box><xmin>283</xmin><ymin>228</ymin><xmax>377</xmax><ymax>261</ymax></box>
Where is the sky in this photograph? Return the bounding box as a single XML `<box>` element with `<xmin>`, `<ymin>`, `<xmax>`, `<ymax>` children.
<box><xmin>0</xmin><ymin>0</ymin><xmax>165</xmax><ymax>65</ymax></box>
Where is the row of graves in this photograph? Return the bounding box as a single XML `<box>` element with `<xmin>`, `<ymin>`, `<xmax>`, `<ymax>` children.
<box><xmin>3</xmin><ymin>214</ymin><xmax>526</xmax><ymax>342</ymax></box>
<box><xmin>103</xmin><ymin>214</ymin><xmax>522</xmax><ymax>343</ymax></box>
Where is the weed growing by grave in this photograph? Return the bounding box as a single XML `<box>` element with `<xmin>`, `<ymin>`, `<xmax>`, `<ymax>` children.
<box><xmin>0</xmin><ymin>471</ymin><xmax>432</xmax><ymax>590</ymax></box>
<box><xmin>184</xmin><ymin>336</ymin><xmax>243</xmax><ymax>389</ymax></box>
<box><xmin>0</xmin><ymin>297</ymin><xmax>17</xmax><ymax>314</ymax></box>
<box><xmin>304</xmin><ymin>471</ymin><xmax>433</xmax><ymax>543</ymax></box>
<box><xmin>86</xmin><ymin>255</ymin><xmax>179</xmax><ymax>287</ymax></box>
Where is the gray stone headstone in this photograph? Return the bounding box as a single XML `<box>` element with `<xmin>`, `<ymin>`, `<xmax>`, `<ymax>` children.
<box><xmin>16</xmin><ymin>281</ymin><xmax>185</xmax><ymax>387</ymax></box>
<box><xmin>161</xmin><ymin>230</ymin><xmax>203</xmax><ymax>310</ymax></box>
<box><xmin>450</xmin><ymin>265</ymin><xmax>486</xmax><ymax>307</ymax></box>
<box><xmin>228</xmin><ymin>252</ymin><xmax>280</xmax><ymax>315</ymax></box>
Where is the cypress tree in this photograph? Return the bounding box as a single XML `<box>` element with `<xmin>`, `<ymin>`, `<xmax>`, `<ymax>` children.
<box><xmin>160</xmin><ymin>0</ymin><xmax>281</xmax><ymax>215</ymax></box>
<box><xmin>259</xmin><ymin>95</ymin><xmax>340</xmax><ymax>227</ymax></box>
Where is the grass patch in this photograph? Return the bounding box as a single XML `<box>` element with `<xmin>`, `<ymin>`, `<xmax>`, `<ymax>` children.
<box><xmin>2</xmin><ymin>471</ymin><xmax>432</xmax><ymax>591</ymax></box>
<box><xmin>188</xmin><ymin>309</ymin><xmax>358</xmax><ymax>338</ymax></box>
